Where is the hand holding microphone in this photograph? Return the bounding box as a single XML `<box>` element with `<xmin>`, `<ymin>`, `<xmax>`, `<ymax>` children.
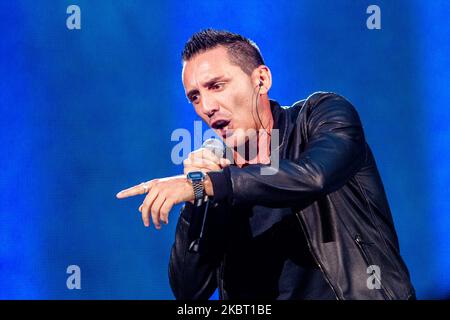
<box><xmin>183</xmin><ymin>138</ymin><xmax>231</xmax><ymax>175</ymax></box>
<box><xmin>184</xmin><ymin>138</ymin><xmax>231</xmax><ymax>253</ymax></box>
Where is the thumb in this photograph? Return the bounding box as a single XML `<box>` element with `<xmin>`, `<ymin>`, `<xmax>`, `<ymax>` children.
<box><xmin>219</xmin><ymin>158</ymin><xmax>232</xmax><ymax>168</ymax></box>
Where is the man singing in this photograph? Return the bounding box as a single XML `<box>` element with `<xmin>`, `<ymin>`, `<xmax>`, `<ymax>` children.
<box><xmin>116</xmin><ymin>29</ymin><xmax>415</xmax><ymax>300</ymax></box>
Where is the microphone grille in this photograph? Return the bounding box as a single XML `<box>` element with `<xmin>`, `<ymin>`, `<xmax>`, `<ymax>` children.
<box><xmin>202</xmin><ymin>138</ymin><xmax>225</xmax><ymax>158</ymax></box>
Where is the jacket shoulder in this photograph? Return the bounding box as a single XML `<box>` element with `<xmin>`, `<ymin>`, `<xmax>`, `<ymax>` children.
<box><xmin>289</xmin><ymin>91</ymin><xmax>360</xmax><ymax>123</ymax></box>
<box><xmin>291</xmin><ymin>91</ymin><xmax>354</xmax><ymax>109</ymax></box>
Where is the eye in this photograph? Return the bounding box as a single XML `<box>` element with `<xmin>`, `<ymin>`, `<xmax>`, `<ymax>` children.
<box><xmin>210</xmin><ymin>82</ymin><xmax>224</xmax><ymax>90</ymax></box>
<box><xmin>190</xmin><ymin>94</ymin><xmax>200</xmax><ymax>104</ymax></box>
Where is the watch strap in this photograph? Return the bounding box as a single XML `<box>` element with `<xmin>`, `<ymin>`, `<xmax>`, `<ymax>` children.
<box><xmin>192</xmin><ymin>179</ymin><xmax>205</xmax><ymax>207</ymax></box>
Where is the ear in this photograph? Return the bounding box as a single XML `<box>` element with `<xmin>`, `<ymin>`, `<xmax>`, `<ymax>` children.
<box><xmin>252</xmin><ymin>65</ymin><xmax>272</xmax><ymax>94</ymax></box>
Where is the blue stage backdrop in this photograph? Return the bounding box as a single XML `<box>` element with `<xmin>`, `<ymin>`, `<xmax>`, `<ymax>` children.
<box><xmin>1</xmin><ymin>0</ymin><xmax>449</xmax><ymax>299</ymax></box>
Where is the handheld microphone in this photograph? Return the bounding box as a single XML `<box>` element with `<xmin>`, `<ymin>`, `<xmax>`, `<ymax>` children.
<box><xmin>188</xmin><ymin>138</ymin><xmax>225</xmax><ymax>253</ymax></box>
<box><xmin>202</xmin><ymin>137</ymin><xmax>225</xmax><ymax>159</ymax></box>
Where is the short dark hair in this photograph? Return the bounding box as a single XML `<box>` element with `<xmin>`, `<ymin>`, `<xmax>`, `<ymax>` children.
<box><xmin>181</xmin><ymin>29</ymin><xmax>265</xmax><ymax>75</ymax></box>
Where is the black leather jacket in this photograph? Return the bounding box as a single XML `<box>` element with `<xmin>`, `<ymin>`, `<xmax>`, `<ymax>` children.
<box><xmin>169</xmin><ymin>92</ymin><xmax>416</xmax><ymax>300</ymax></box>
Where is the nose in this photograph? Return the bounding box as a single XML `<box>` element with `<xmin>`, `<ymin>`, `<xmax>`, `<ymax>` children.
<box><xmin>201</xmin><ymin>93</ymin><xmax>219</xmax><ymax>118</ymax></box>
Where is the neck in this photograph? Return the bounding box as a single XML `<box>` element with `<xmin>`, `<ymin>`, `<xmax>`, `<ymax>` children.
<box><xmin>233</xmin><ymin>96</ymin><xmax>273</xmax><ymax>167</ymax></box>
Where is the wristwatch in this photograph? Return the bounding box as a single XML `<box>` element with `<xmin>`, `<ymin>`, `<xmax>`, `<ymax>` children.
<box><xmin>187</xmin><ymin>171</ymin><xmax>206</xmax><ymax>207</ymax></box>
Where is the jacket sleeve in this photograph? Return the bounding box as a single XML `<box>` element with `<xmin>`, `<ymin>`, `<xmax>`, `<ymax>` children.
<box><xmin>168</xmin><ymin>201</ymin><xmax>224</xmax><ymax>300</ymax></box>
<box><xmin>207</xmin><ymin>93</ymin><xmax>367</xmax><ymax>209</ymax></box>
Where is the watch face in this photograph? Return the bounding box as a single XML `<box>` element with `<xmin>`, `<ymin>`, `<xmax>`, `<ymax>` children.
<box><xmin>187</xmin><ymin>171</ymin><xmax>204</xmax><ymax>180</ymax></box>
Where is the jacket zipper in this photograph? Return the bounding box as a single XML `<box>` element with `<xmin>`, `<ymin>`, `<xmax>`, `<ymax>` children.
<box><xmin>355</xmin><ymin>176</ymin><xmax>414</xmax><ymax>298</ymax></box>
<box><xmin>354</xmin><ymin>234</ymin><xmax>394</xmax><ymax>300</ymax></box>
<box><xmin>354</xmin><ymin>234</ymin><xmax>373</xmax><ymax>266</ymax></box>
<box><xmin>295</xmin><ymin>211</ymin><xmax>340</xmax><ymax>300</ymax></box>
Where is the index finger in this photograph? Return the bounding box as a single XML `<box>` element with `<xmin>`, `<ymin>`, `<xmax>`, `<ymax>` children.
<box><xmin>116</xmin><ymin>180</ymin><xmax>153</xmax><ymax>199</ymax></box>
<box><xmin>191</xmin><ymin>148</ymin><xmax>223</xmax><ymax>164</ymax></box>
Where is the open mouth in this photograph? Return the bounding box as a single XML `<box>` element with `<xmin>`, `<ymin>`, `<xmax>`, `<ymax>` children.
<box><xmin>211</xmin><ymin>120</ymin><xmax>230</xmax><ymax>130</ymax></box>
<box><xmin>211</xmin><ymin>119</ymin><xmax>230</xmax><ymax>130</ymax></box>
<box><xmin>211</xmin><ymin>119</ymin><xmax>232</xmax><ymax>138</ymax></box>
